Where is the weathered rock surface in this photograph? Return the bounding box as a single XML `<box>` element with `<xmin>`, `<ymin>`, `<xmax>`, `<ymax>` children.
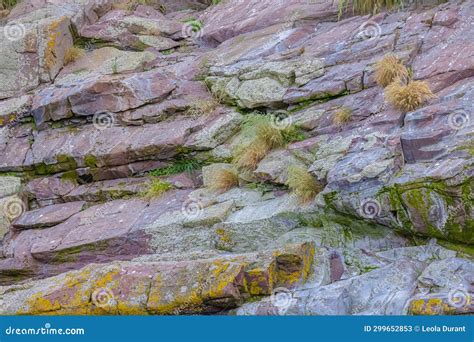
<box><xmin>0</xmin><ymin>0</ymin><xmax>472</xmax><ymax>316</ymax></box>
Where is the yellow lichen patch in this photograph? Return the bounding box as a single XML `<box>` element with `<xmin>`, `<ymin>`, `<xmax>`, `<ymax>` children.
<box><xmin>409</xmin><ymin>297</ymin><xmax>463</xmax><ymax>315</ymax></box>
<box><xmin>274</xmin><ymin>242</ymin><xmax>315</xmax><ymax>287</ymax></box>
<box><xmin>44</xmin><ymin>18</ymin><xmax>67</xmax><ymax>72</ymax></box>
<box><xmin>244</xmin><ymin>266</ymin><xmax>276</xmax><ymax>295</ymax></box>
<box><xmin>205</xmin><ymin>261</ymin><xmax>244</xmax><ymax>300</ymax></box>
<box><xmin>23</xmin><ymin>294</ymin><xmax>61</xmax><ymax>315</ymax></box>
<box><xmin>147</xmin><ymin>272</ymin><xmax>204</xmax><ymax>315</ymax></box>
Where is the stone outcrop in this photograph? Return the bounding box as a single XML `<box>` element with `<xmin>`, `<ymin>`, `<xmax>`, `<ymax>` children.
<box><xmin>0</xmin><ymin>0</ymin><xmax>472</xmax><ymax>315</ymax></box>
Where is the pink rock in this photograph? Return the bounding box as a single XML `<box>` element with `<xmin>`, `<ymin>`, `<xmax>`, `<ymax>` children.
<box><xmin>13</xmin><ymin>201</ymin><xmax>86</xmax><ymax>229</ymax></box>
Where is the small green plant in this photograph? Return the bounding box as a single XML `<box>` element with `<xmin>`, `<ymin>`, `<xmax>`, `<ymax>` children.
<box><xmin>111</xmin><ymin>57</ymin><xmax>119</xmax><ymax>74</ymax></box>
<box><xmin>286</xmin><ymin>166</ymin><xmax>322</xmax><ymax>204</ymax></box>
<box><xmin>282</xmin><ymin>126</ymin><xmax>306</xmax><ymax>144</ymax></box>
<box><xmin>333</xmin><ymin>107</ymin><xmax>352</xmax><ymax>127</ymax></box>
<box><xmin>141</xmin><ymin>178</ymin><xmax>172</xmax><ymax>200</ymax></box>
<box><xmin>161</xmin><ymin>49</ymin><xmax>174</xmax><ymax>55</ymax></box>
<box><xmin>150</xmin><ymin>158</ymin><xmax>201</xmax><ymax>177</ymax></box>
<box><xmin>0</xmin><ymin>0</ymin><xmax>18</xmax><ymax>10</ymax></box>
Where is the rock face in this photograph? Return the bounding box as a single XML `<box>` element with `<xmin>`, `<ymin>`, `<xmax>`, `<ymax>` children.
<box><xmin>0</xmin><ymin>0</ymin><xmax>472</xmax><ymax>315</ymax></box>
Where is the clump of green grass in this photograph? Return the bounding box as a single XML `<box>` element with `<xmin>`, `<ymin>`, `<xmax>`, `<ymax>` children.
<box><xmin>111</xmin><ymin>57</ymin><xmax>119</xmax><ymax>74</ymax></box>
<box><xmin>374</xmin><ymin>54</ymin><xmax>408</xmax><ymax>88</ymax></box>
<box><xmin>338</xmin><ymin>0</ymin><xmax>406</xmax><ymax>18</ymax></box>
<box><xmin>0</xmin><ymin>0</ymin><xmax>18</xmax><ymax>10</ymax></box>
<box><xmin>150</xmin><ymin>158</ymin><xmax>200</xmax><ymax>177</ymax></box>
<box><xmin>160</xmin><ymin>49</ymin><xmax>174</xmax><ymax>55</ymax></box>
<box><xmin>141</xmin><ymin>178</ymin><xmax>172</xmax><ymax>200</ymax></box>
<box><xmin>285</xmin><ymin>166</ymin><xmax>322</xmax><ymax>204</ymax></box>
<box><xmin>333</xmin><ymin>107</ymin><xmax>352</xmax><ymax>127</ymax></box>
<box><xmin>385</xmin><ymin>80</ymin><xmax>435</xmax><ymax>113</ymax></box>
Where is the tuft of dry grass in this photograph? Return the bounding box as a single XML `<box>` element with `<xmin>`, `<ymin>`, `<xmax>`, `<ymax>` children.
<box><xmin>112</xmin><ymin>0</ymin><xmax>155</xmax><ymax>11</ymax></box>
<box><xmin>338</xmin><ymin>0</ymin><xmax>406</xmax><ymax>17</ymax></box>
<box><xmin>234</xmin><ymin>117</ymin><xmax>286</xmax><ymax>170</ymax></box>
<box><xmin>64</xmin><ymin>47</ymin><xmax>85</xmax><ymax>65</ymax></box>
<box><xmin>185</xmin><ymin>99</ymin><xmax>219</xmax><ymax>118</ymax></box>
<box><xmin>210</xmin><ymin>168</ymin><xmax>239</xmax><ymax>192</ymax></box>
<box><xmin>374</xmin><ymin>54</ymin><xmax>408</xmax><ymax>88</ymax></box>
<box><xmin>286</xmin><ymin>166</ymin><xmax>322</xmax><ymax>204</ymax></box>
<box><xmin>385</xmin><ymin>80</ymin><xmax>435</xmax><ymax>113</ymax></box>
<box><xmin>234</xmin><ymin>138</ymin><xmax>271</xmax><ymax>170</ymax></box>
<box><xmin>333</xmin><ymin>107</ymin><xmax>352</xmax><ymax>127</ymax></box>
<box><xmin>255</xmin><ymin>123</ymin><xmax>284</xmax><ymax>149</ymax></box>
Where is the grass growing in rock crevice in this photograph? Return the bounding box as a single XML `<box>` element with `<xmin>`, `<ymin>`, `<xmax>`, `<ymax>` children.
<box><xmin>210</xmin><ymin>168</ymin><xmax>239</xmax><ymax>192</ymax></box>
<box><xmin>149</xmin><ymin>158</ymin><xmax>201</xmax><ymax>177</ymax></box>
<box><xmin>0</xmin><ymin>0</ymin><xmax>18</xmax><ymax>10</ymax></box>
<box><xmin>140</xmin><ymin>178</ymin><xmax>172</xmax><ymax>200</ymax></box>
<box><xmin>233</xmin><ymin>114</ymin><xmax>305</xmax><ymax>170</ymax></box>
<box><xmin>286</xmin><ymin>165</ymin><xmax>322</xmax><ymax>204</ymax></box>
<box><xmin>338</xmin><ymin>0</ymin><xmax>407</xmax><ymax>17</ymax></box>
<box><xmin>333</xmin><ymin>107</ymin><xmax>352</xmax><ymax>127</ymax></box>
<box><xmin>374</xmin><ymin>54</ymin><xmax>435</xmax><ymax>113</ymax></box>
<box><xmin>374</xmin><ymin>54</ymin><xmax>409</xmax><ymax>88</ymax></box>
<box><xmin>385</xmin><ymin>80</ymin><xmax>435</xmax><ymax>113</ymax></box>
